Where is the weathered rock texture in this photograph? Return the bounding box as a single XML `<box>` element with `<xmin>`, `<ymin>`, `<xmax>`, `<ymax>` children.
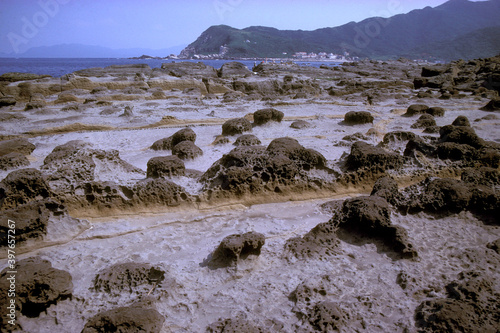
<box><xmin>82</xmin><ymin>306</ymin><xmax>165</xmax><ymax>333</ymax></box>
<box><xmin>0</xmin><ymin>257</ymin><xmax>72</xmax><ymax>330</ymax></box>
<box><xmin>208</xmin><ymin>232</ymin><xmax>265</xmax><ymax>268</ymax></box>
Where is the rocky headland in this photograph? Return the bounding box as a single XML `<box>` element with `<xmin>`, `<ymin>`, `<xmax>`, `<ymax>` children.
<box><xmin>0</xmin><ymin>56</ymin><xmax>499</xmax><ymax>332</ymax></box>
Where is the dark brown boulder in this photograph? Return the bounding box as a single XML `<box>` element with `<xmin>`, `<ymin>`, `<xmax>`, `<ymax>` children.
<box><xmin>150</xmin><ymin>127</ymin><xmax>197</xmax><ymax>151</ymax></box>
<box><xmin>0</xmin><ymin>168</ymin><xmax>51</xmax><ymax>209</ymax></box>
<box><xmin>461</xmin><ymin>167</ymin><xmax>500</xmax><ymax>187</ymax></box>
<box><xmin>338</xmin><ymin>196</ymin><xmax>417</xmax><ymax>258</ymax></box>
<box><xmin>0</xmin><ymin>199</ymin><xmax>73</xmax><ymax>245</ymax></box>
<box><xmin>0</xmin><ymin>152</ymin><xmax>30</xmax><ymax>170</ymax></box>
<box><xmin>146</xmin><ymin>156</ymin><xmax>185</xmax><ymax>178</ymax></box>
<box><xmin>172</xmin><ymin>141</ymin><xmax>203</xmax><ymax>160</ymax></box>
<box><xmin>82</xmin><ymin>306</ymin><xmax>165</xmax><ymax>333</ymax></box>
<box><xmin>427</xmin><ymin>106</ymin><xmax>446</xmax><ymax>117</ymax></box>
<box><xmin>370</xmin><ymin>176</ymin><xmax>401</xmax><ymax>206</ymax></box>
<box><xmin>202</xmin><ymin>138</ymin><xmax>328</xmax><ymax>197</ymax></box>
<box><xmin>0</xmin><ymin>138</ymin><xmax>36</xmax><ymax>156</ymax></box>
<box><xmin>411</xmin><ymin>114</ymin><xmax>436</xmax><ymax>129</ymax></box>
<box><xmin>150</xmin><ymin>136</ymin><xmax>173</xmax><ymax>151</ymax></box>
<box><xmin>267</xmin><ymin>137</ymin><xmax>326</xmax><ymax>170</ymax></box>
<box><xmin>222</xmin><ymin>118</ymin><xmax>252</xmax><ymax>136</ymax></box>
<box><xmin>253</xmin><ymin>108</ymin><xmax>284</xmax><ymax>125</ymax></box>
<box><xmin>171</xmin><ymin>127</ymin><xmax>196</xmax><ymax>146</ymax></box>
<box><xmin>208</xmin><ymin>232</ymin><xmax>265</xmax><ymax>268</ymax></box>
<box><xmin>439</xmin><ymin>125</ymin><xmax>484</xmax><ymax>148</ymax></box>
<box><xmin>480</xmin><ymin>98</ymin><xmax>500</xmax><ymax>111</ymax></box>
<box><xmin>404</xmin><ymin>137</ymin><xmax>437</xmax><ymax>158</ymax></box>
<box><xmin>0</xmin><ymin>257</ymin><xmax>72</xmax><ymax>321</ymax></box>
<box><xmin>346</xmin><ymin>141</ymin><xmax>404</xmax><ymax>171</ymax></box>
<box><xmin>405</xmin><ymin>178</ymin><xmax>472</xmax><ymax>216</ymax></box>
<box><xmin>404</xmin><ymin>104</ymin><xmax>429</xmax><ymax>116</ymax></box>
<box><xmin>343</xmin><ymin>111</ymin><xmax>374</xmax><ymax>125</ymax></box>
<box><xmin>436</xmin><ymin>142</ymin><xmax>476</xmax><ymax>161</ymax></box>
<box><xmin>452</xmin><ymin>115</ymin><xmax>471</xmax><ymax>127</ymax></box>
<box><xmin>234</xmin><ymin>134</ymin><xmax>262</xmax><ymax>146</ymax></box>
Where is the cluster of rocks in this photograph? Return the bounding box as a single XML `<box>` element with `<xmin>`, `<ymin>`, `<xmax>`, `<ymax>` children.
<box><xmin>151</xmin><ymin>127</ymin><xmax>203</xmax><ymax>160</ymax></box>
<box><xmin>201</xmin><ymin>137</ymin><xmax>329</xmax><ymax>200</ymax></box>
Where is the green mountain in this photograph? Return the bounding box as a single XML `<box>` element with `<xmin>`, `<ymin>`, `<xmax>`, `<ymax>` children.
<box><xmin>180</xmin><ymin>0</ymin><xmax>500</xmax><ymax>60</ymax></box>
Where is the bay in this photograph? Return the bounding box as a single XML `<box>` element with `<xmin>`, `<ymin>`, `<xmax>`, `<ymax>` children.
<box><xmin>0</xmin><ymin>58</ymin><xmax>341</xmax><ymax>77</ymax></box>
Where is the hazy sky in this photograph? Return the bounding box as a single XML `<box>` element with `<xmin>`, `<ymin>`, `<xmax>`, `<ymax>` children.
<box><xmin>0</xmin><ymin>0</ymin><xmax>470</xmax><ymax>54</ymax></box>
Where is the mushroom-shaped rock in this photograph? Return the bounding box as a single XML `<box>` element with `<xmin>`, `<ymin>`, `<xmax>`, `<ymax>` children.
<box><xmin>411</xmin><ymin>114</ymin><xmax>436</xmax><ymax>129</ymax></box>
<box><xmin>452</xmin><ymin>115</ymin><xmax>471</xmax><ymax>127</ymax></box>
<box><xmin>267</xmin><ymin>137</ymin><xmax>326</xmax><ymax>169</ymax></box>
<box><xmin>343</xmin><ymin>111</ymin><xmax>374</xmax><ymax>125</ymax></box>
<box><xmin>404</xmin><ymin>104</ymin><xmax>429</xmax><ymax>116</ymax></box>
<box><xmin>147</xmin><ymin>156</ymin><xmax>185</xmax><ymax>178</ymax></box>
<box><xmin>172</xmin><ymin>141</ymin><xmax>203</xmax><ymax>160</ymax></box>
<box><xmin>234</xmin><ymin>134</ymin><xmax>262</xmax><ymax>146</ymax></box>
<box><xmin>222</xmin><ymin>118</ymin><xmax>252</xmax><ymax>136</ymax></box>
<box><xmin>0</xmin><ymin>257</ymin><xmax>72</xmax><ymax>321</ymax></box>
<box><xmin>82</xmin><ymin>306</ymin><xmax>165</xmax><ymax>333</ymax></box>
<box><xmin>208</xmin><ymin>231</ymin><xmax>265</xmax><ymax>268</ymax></box>
<box><xmin>253</xmin><ymin>108</ymin><xmax>284</xmax><ymax>125</ymax></box>
<box><xmin>150</xmin><ymin>127</ymin><xmax>197</xmax><ymax>151</ymax></box>
<box><xmin>171</xmin><ymin>127</ymin><xmax>197</xmax><ymax>146</ymax></box>
<box><xmin>346</xmin><ymin>141</ymin><xmax>404</xmax><ymax>171</ymax></box>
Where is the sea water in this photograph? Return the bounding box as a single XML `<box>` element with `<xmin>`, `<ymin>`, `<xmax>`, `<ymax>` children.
<box><xmin>0</xmin><ymin>58</ymin><xmax>342</xmax><ymax>77</ymax></box>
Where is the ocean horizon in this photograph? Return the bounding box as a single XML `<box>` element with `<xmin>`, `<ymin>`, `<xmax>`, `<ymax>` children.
<box><xmin>0</xmin><ymin>58</ymin><xmax>342</xmax><ymax>78</ymax></box>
